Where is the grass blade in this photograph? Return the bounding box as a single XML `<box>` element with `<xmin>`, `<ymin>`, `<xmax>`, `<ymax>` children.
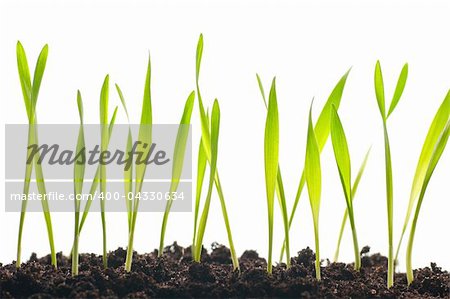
<box><xmin>406</xmin><ymin>120</ymin><xmax>450</xmax><ymax>284</ymax></box>
<box><xmin>330</xmin><ymin>106</ymin><xmax>360</xmax><ymax>270</ymax></box>
<box><xmin>99</xmin><ymin>75</ymin><xmax>110</xmax><ymax>268</ymax></box>
<box><xmin>264</xmin><ymin>79</ymin><xmax>280</xmax><ymax>273</ymax></box>
<box><xmin>334</xmin><ymin>147</ymin><xmax>371</xmax><ymax>262</ymax></box>
<box><xmin>159</xmin><ymin>91</ymin><xmax>195</xmax><ymax>255</ymax></box>
<box><xmin>72</xmin><ymin>91</ymin><xmax>85</xmax><ymax>276</ymax></box>
<box><xmin>125</xmin><ymin>55</ymin><xmax>152</xmax><ymax>272</ymax></box>
<box><xmin>192</xmin><ymin>136</ymin><xmax>207</xmax><ymax>255</ymax></box>
<box><xmin>281</xmin><ymin>69</ymin><xmax>351</xmax><ymax>261</ymax></box>
<box><xmin>395</xmin><ymin>91</ymin><xmax>450</xmax><ymax>262</ymax></box>
<box><xmin>387</xmin><ymin>64</ymin><xmax>408</xmax><ymax>118</ymax></box>
<box><xmin>305</xmin><ymin>102</ymin><xmax>322</xmax><ymax>281</ymax></box>
<box><xmin>194</xmin><ymin>100</ymin><xmax>220</xmax><ymax>262</ymax></box>
<box><xmin>194</xmin><ymin>34</ymin><xmax>239</xmax><ymax>269</ymax></box>
<box><xmin>115</xmin><ymin>84</ymin><xmax>134</xmax><ymax>231</ymax></box>
<box><xmin>374</xmin><ymin>61</ymin><xmax>386</xmax><ymax>119</ymax></box>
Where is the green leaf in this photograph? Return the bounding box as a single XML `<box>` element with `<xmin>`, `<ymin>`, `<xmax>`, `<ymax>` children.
<box><xmin>396</xmin><ymin>90</ymin><xmax>450</xmax><ymax>261</ymax></box>
<box><xmin>159</xmin><ymin>91</ymin><xmax>195</xmax><ymax>255</ymax></box>
<box><xmin>387</xmin><ymin>63</ymin><xmax>408</xmax><ymax>118</ymax></box>
<box><xmin>256</xmin><ymin>73</ymin><xmax>267</xmax><ymax>108</ymax></box>
<box><xmin>406</xmin><ymin>120</ymin><xmax>450</xmax><ymax>284</ymax></box>
<box><xmin>305</xmin><ymin>102</ymin><xmax>322</xmax><ymax>280</ymax></box>
<box><xmin>125</xmin><ymin>55</ymin><xmax>153</xmax><ymax>272</ymax></box>
<box><xmin>16</xmin><ymin>41</ymin><xmax>32</xmax><ymax>120</ymax></box>
<box><xmin>264</xmin><ymin>78</ymin><xmax>279</xmax><ymax>273</ymax></box>
<box><xmin>374</xmin><ymin>60</ymin><xmax>386</xmax><ymax>119</ymax></box>
<box><xmin>282</xmin><ymin>69</ymin><xmax>351</xmax><ymax>261</ymax></box>
<box><xmin>192</xmin><ymin>135</ymin><xmax>207</xmax><ymax>255</ymax></box>
<box><xmin>330</xmin><ymin>106</ymin><xmax>360</xmax><ymax>270</ymax></box>
<box><xmin>195</xmin><ymin>100</ymin><xmax>220</xmax><ymax>262</ymax></box>
<box><xmin>334</xmin><ymin>147</ymin><xmax>371</xmax><ymax>262</ymax></box>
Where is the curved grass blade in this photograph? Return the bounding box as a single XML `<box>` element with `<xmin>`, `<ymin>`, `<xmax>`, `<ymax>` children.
<box><xmin>125</xmin><ymin>55</ymin><xmax>152</xmax><ymax>272</ymax></box>
<box><xmin>194</xmin><ymin>34</ymin><xmax>239</xmax><ymax>269</ymax></box>
<box><xmin>406</xmin><ymin>120</ymin><xmax>450</xmax><ymax>284</ymax></box>
<box><xmin>192</xmin><ymin>135</ymin><xmax>207</xmax><ymax>256</ymax></box>
<box><xmin>374</xmin><ymin>61</ymin><xmax>386</xmax><ymax>119</ymax></box>
<box><xmin>264</xmin><ymin>79</ymin><xmax>280</xmax><ymax>273</ymax></box>
<box><xmin>72</xmin><ymin>91</ymin><xmax>85</xmax><ymax>276</ymax></box>
<box><xmin>280</xmin><ymin>69</ymin><xmax>351</xmax><ymax>261</ymax></box>
<box><xmin>334</xmin><ymin>147</ymin><xmax>371</xmax><ymax>262</ymax></box>
<box><xmin>159</xmin><ymin>91</ymin><xmax>195</xmax><ymax>255</ymax></box>
<box><xmin>330</xmin><ymin>106</ymin><xmax>360</xmax><ymax>270</ymax></box>
<box><xmin>115</xmin><ymin>84</ymin><xmax>134</xmax><ymax>231</ymax></box>
<box><xmin>395</xmin><ymin>91</ymin><xmax>450</xmax><ymax>262</ymax></box>
<box><xmin>387</xmin><ymin>64</ymin><xmax>408</xmax><ymax>118</ymax></box>
<box><xmin>305</xmin><ymin>102</ymin><xmax>322</xmax><ymax>281</ymax></box>
<box><xmin>194</xmin><ymin>100</ymin><xmax>220</xmax><ymax>262</ymax></box>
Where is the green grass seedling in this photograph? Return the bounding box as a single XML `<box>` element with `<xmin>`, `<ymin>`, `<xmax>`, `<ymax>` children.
<box><xmin>330</xmin><ymin>106</ymin><xmax>361</xmax><ymax>270</ymax></box>
<box><xmin>159</xmin><ymin>92</ymin><xmax>195</xmax><ymax>255</ymax></box>
<box><xmin>193</xmin><ymin>34</ymin><xmax>239</xmax><ymax>270</ymax></box>
<box><xmin>72</xmin><ymin>91</ymin><xmax>86</xmax><ymax>276</ymax></box>
<box><xmin>16</xmin><ymin>42</ymin><xmax>57</xmax><ymax>268</ymax></box>
<box><xmin>305</xmin><ymin>102</ymin><xmax>322</xmax><ymax>281</ymax></box>
<box><xmin>374</xmin><ymin>61</ymin><xmax>408</xmax><ymax>288</ymax></box>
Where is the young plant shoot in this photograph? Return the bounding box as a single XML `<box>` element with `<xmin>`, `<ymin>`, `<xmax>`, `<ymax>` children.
<box><xmin>374</xmin><ymin>61</ymin><xmax>408</xmax><ymax>288</ymax></box>
<box><xmin>333</xmin><ymin>147</ymin><xmax>371</xmax><ymax>262</ymax></box>
<box><xmin>99</xmin><ymin>75</ymin><xmax>110</xmax><ymax>268</ymax></box>
<box><xmin>194</xmin><ymin>100</ymin><xmax>221</xmax><ymax>263</ymax></box>
<box><xmin>330</xmin><ymin>106</ymin><xmax>361</xmax><ymax>270</ymax></box>
<box><xmin>193</xmin><ymin>34</ymin><xmax>239</xmax><ymax>269</ymax></box>
<box><xmin>72</xmin><ymin>91</ymin><xmax>86</xmax><ymax>276</ymax></box>
<box><xmin>403</xmin><ymin>91</ymin><xmax>450</xmax><ymax>284</ymax></box>
<box><xmin>279</xmin><ymin>70</ymin><xmax>351</xmax><ymax>261</ymax></box>
<box><xmin>159</xmin><ymin>91</ymin><xmax>195</xmax><ymax>255</ymax></box>
<box><xmin>16</xmin><ymin>42</ymin><xmax>57</xmax><ymax>268</ymax></box>
<box><xmin>395</xmin><ymin>91</ymin><xmax>450</xmax><ymax>263</ymax></box>
<box><xmin>257</xmin><ymin>74</ymin><xmax>290</xmax><ymax>268</ymax></box>
<box><xmin>125</xmin><ymin>55</ymin><xmax>153</xmax><ymax>272</ymax></box>
<box><xmin>305</xmin><ymin>102</ymin><xmax>322</xmax><ymax>281</ymax></box>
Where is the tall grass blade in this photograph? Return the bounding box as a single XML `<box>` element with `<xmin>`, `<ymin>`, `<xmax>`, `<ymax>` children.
<box><xmin>16</xmin><ymin>42</ymin><xmax>56</xmax><ymax>268</ymax></box>
<box><xmin>125</xmin><ymin>55</ymin><xmax>152</xmax><ymax>272</ymax></box>
<box><xmin>194</xmin><ymin>34</ymin><xmax>239</xmax><ymax>269</ymax></box>
<box><xmin>194</xmin><ymin>100</ymin><xmax>220</xmax><ymax>262</ymax></box>
<box><xmin>281</xmin><ymin>69</ymin><xmax>351</xmax><ymax>261</ymax></box>
<box><xmin>330</xmin><ymin>106</ymin><xmax>360</xmax><ymax>270</ymax></box>
<box><xmin>159</xmin><ymin>91</ymin><xmax>195</xmax><ymax>255</ymax></box>
<box><xmin>305</xmin><ymin>102</ymin><xmax>322</xmax><ymax>281</ymax></box>
<box><xmin>99</xmin><ymin>75</ymin><xmax>110</xmax><ymax>268</ymax></box>
<box><xmin>395</xmin><ymin>91</ymin><xmax>450</xmax><ymax>262</ymax></box>
<box><xmin>72</xmin><ymin>91</ymin><xmax>85</xmax><ymax>276</ymax></box>
<box><xmin>387</xmin><ymin>64</ymin><xmax>408</xmax><ymax>118</ymax></box>
<box><xmin>264</xmin><ymin>79</ymin><xmax>280</xmax><ymax>273</ymax></box>
<box><xmin>406</xmin><ymin>120</ymin><xmax>450</xmax><ymax>284</ymax></box>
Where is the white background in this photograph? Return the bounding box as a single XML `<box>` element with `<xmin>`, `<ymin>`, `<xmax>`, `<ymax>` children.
<box><xmin>1</xmin><ymin>0</ymin><xmax>449</xmax><ymax>273</ymax></box>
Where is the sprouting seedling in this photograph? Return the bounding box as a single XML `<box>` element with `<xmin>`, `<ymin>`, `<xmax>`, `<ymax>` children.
<box><xmin>395</xmin><ymin>91</ymin><xmax>450</xmax><ymax>264</ymax></box>
<box><xmin>159</xmin><ymin>91</ymin><xmax>195</xmax><ymax>256</ymax></box>
<box><xmin>374</xmin><ymin>61</ymin><xmax>408</xmax><ymax>288</ymax></box>
<box><xmin>330</xmin><ymin>105</ymin><xmax>361</xmax><ymax>270</ymax></box>
<box><xmin>72</xmin><ymin>91</ymin><xmax>85</xmax><ymax>276</ymax></box>
<box><xmin>333</xmin><ymin>146</ymin><xmax>371</xmax><ymax>263</ymax></box>
<box><xmin>194</xmin><ymin>100</ymin><xmax>221</xmax><ymax>263</ymax></box>
<box><xmin>261</xmin><ymin>77</ymin><xmax>290</xmax><ymax>272</ymax></box>
<box><xmin>406</xmin><ymin>117</ymin><xmax>450</xmax><ymax>285</ymax></box>
<box><xmin>99</xmin><ymin>75</ymin><xmax>111</xmax><ymax>268</ymax></box>
<box><xmin>16</xmin><ymin>42</ymin><xmax>57</xmax><ymax>268</ymax></box>
<box><xmin>193</xmin><ymin>34</ymin><xmax>239</xmax><ymax>270</ymax></box>
<box><xmin>278</xmin><ymin>69</ymin><xmax>351</xmax><ymax>262</ymax></box>
<box><xmin>76</xmin><ymin>107</ymin><xmax>118</xmax><ymax>236</ymax></box>
<box><xmin>125</xmin><ymin>55</ymin><xmax>153</xmax><ymax>272</ymax></box>
<box><xmin>115</xmin><ymin>84</ymin><xmax>134</xmax><ymax>231</ymax></box>
<box><xmin>305</xmin><ymin>101</ymin><xmax>322</xmax><ymax>281</ymax></box>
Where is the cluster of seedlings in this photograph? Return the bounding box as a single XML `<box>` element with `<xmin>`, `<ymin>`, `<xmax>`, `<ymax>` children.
<box><xmin>15</xmin><ymin>34</ymin><xmax>450</xmax><ymax>290</ymax></box>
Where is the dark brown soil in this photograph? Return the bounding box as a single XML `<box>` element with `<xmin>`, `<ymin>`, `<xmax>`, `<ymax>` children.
<box><xmin>0</xmin><ymin>243</ymin><xmax>448</xmax><ymax>298</ymax></box>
